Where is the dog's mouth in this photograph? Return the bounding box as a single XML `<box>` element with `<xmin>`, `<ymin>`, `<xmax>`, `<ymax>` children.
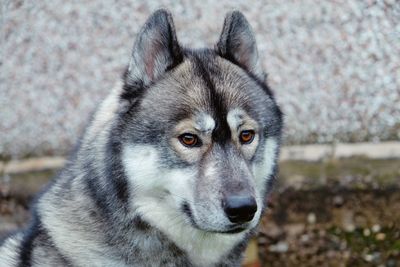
<box><xmin>221</xmin><ymin>225</ymin><xmax>248</xmax><ymax>234</ymax></box>
<box><xmin>181</xmin><ymin>201</ymin><xmax>250</xmax><ymax>234</ymax></box>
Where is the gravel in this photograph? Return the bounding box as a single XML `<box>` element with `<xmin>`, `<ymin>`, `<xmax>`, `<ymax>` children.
<box><xmin>1</xmin><ymin>0</ymin><xmax>399</xmax><ymax>158</ymax></box>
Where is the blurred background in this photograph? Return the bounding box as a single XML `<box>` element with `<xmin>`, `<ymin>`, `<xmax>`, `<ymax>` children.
<box><xmin>0</xmin><ymin>1</ymin><xmax>399</xmax><ymax>266</ymax></box>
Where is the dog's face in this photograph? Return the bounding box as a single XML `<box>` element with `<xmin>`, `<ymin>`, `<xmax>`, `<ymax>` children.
<box><xmin>120</xmin><ymin>10</ymin><xmax>282</xmax><ymax>235</ymax></box>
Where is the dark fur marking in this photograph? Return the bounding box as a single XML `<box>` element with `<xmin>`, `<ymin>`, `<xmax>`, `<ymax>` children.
<box><xmin>132</xmin><ymin>216</ymin><xmax>151</xmax><ymax>232</ymax></box>
<box><xmin>181</xmin><ymin>201</ymin><xmax>197</xmax><ymax>228</ymax></box>
<box><xmin>37</xmin><ymin>226</ymin><xmax>73</xmax><ymax>267</ymax></box>
<box><xmin>84</xmin><ymin>173</ymin><xmax>112</xmax><ymax>218</ymax></box>
<box><xmin>191</xmin><ymin>52</ymin><xmax>231</xmax><ymax>144</ymax></box>
<box><xmin>167</xmin><ymin>243</ymin><xmax>185</xmax><ymax>258</ymax></box>
<box><xmin>105</xmin><ymin>137</ymin><xmax>130</xmax><ymax>204</ymax></box>
<box><xmin>18</xmin><ymin>214</ymin><xmax>41</xmax><ymax>267</ymax></box>
<box><xmin>121</xmin><ymin>68</ymin><xmax>147</xmax><ymax>112</ymax></box>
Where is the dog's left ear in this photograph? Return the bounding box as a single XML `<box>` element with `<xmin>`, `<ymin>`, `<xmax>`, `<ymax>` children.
<box><xmin>216</xmin><ymin>11</ymin><xmax>263</xmax><ymax>80</ymax></box>
<box><xmin>127</xmin><ymin>9</ymin><xmax>182</xmax><ymax>86</ymax></box>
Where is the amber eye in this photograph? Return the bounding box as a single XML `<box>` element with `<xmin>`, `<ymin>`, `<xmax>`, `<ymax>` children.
<box><xmin>239</xmin><ymin>130</ymin><xmax>255</xmax><ymax>144</ymax></box>
<box><xmin>178</xmin><ymin>133</ymin><xmax>200</xmax><ymax>147</ymax></box>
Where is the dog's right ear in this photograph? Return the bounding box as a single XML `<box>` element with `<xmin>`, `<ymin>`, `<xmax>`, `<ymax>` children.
<box><xmin>216</xmin><ymin>11</ymin><xmax>263</xmax><ymax>80</ymax></box>
<box><xmin>125</xmin><ymin>9</ymin><xmax>183</xmax><ymax>87</ymax></box>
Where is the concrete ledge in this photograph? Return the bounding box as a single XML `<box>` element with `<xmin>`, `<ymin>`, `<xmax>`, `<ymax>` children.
<box><xmin>1</xmin><ymin>142</ymin><xmax>399</xmax><ymax>174</ymax></box>
<box><xmin>1</xmin><ymin>157</ymin><xmax>66</xmax><ymax>175</ymax></box>
<box><xmin>280</xmin><ymin>141</ymin><xmax>400</xmax><ymax>161</ymax></box>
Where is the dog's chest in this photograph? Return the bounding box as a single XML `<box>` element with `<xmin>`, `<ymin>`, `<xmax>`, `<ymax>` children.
<box><xmin>111</xmin><ymin>226</ymin><xmax>191</xmax><ymax>266</ymax></box>
<box><xmin>116</xmin><ymin>225</ymin><xmax>235</xmax><ymax>267</ymax></box>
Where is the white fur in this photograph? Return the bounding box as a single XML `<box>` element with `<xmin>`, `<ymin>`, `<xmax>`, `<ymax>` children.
<box><xmin>0</xmin><ymin>234</ymin><xmax>22</xmax><ymax>267</ymax></box>
<box><xmin>226</xmin><ymin>108</ymin><xmax>244</xmax><ymax>130</ymax></box>
<box><xmin>253</xmin><ymin>137</ymin><xmax>278</xmax><ymax>192</ymax></box>
<box><xmin>195</xmin><ymin>113</ymin><xmax>215</xmax><ymax>133</ymax></box>
<box><xmin>122</xmin><ymin>145</ymin><xmax>245</xmax><ymax>266</ymax></box>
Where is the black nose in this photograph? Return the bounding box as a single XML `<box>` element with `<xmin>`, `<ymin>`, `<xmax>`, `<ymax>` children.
<box><xmin>223</xmin><ymin>196</ymin><xmax>257</xmax><ymax>224</ymax></box>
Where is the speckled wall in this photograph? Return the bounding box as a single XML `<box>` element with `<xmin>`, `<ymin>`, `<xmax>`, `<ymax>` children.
<box><xmin>1</xmin><ymin>0</ymin><xmax>399</xmax><ymax>158</ymax></box>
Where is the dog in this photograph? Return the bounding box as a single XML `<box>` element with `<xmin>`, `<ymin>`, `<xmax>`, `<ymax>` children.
<box><xmin>0</xmin><ymin>9</ymin><xmax>283</xmax><ymax>267</ymax></box>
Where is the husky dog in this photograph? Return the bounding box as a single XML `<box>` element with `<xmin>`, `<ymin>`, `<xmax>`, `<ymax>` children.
<box><xmin>0</xmin><ymin>9</ymin><xmax>283</xmax><ymax>267</ymax></box>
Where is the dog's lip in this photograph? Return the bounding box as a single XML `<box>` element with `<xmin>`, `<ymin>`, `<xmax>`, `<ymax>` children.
<box><xmin>193</xmin><ymin>226</ymin><xmax>249</xmax><ymax>235</ymax></box>
<box><xmin>221</xmin><ymin>226</ymin><xmax>248</xmax><ymax>234</ymax></box>
<box><xmin>196</xmin><ymin>223</ymin><xmax>250</xmax><ymax>234</ymax></box>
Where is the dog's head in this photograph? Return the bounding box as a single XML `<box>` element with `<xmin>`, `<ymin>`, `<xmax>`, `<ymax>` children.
<box><xmin>119</xmin><ymin>10</ymin><xmax>283</xmax><ymax>235</ymax></box>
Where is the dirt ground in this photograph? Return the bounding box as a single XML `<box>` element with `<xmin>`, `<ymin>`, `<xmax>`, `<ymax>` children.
<box><xmin>260</xmin><ymin>187</ymin><xmax>400</xmax><ymax>267</ymax></box>
<box><xmin>1</xmin><ymin>157</ymin><xmax>399</xmax><ymax>267</ymax></box>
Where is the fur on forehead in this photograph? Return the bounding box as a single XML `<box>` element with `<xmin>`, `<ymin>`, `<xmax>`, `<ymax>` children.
<box><xmin>128</xmin><ymin>50</ymin><xmax>273</xmax><ymax>123</ymax></box>
<box><xmin>119</xmin><ymin>49</ymin><xmax>283</xmax><ymax>148</ymax></box>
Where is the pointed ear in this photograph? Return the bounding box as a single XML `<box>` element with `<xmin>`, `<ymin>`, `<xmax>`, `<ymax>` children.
<box><xmin>216</xmin><ymin>11</ymin><xmax>263</xmax><ymax>79</ymax></box>
<box><xmin>127</xmin><ymin>9</ymin><xmax>182</xmax><ymax>86</ymax></box>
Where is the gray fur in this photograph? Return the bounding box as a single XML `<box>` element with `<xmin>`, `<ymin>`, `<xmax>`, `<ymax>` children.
<box><xmin>0</xmin><ymin>9</ymin><xmax>283</xmax><ymax>267</ymax></box>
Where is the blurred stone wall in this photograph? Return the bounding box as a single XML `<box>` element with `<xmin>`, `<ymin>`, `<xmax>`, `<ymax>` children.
<box><xmin>1</xmin><ymin>0</ymin><xmax>399</xmax><ymax>158</ymax></box>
